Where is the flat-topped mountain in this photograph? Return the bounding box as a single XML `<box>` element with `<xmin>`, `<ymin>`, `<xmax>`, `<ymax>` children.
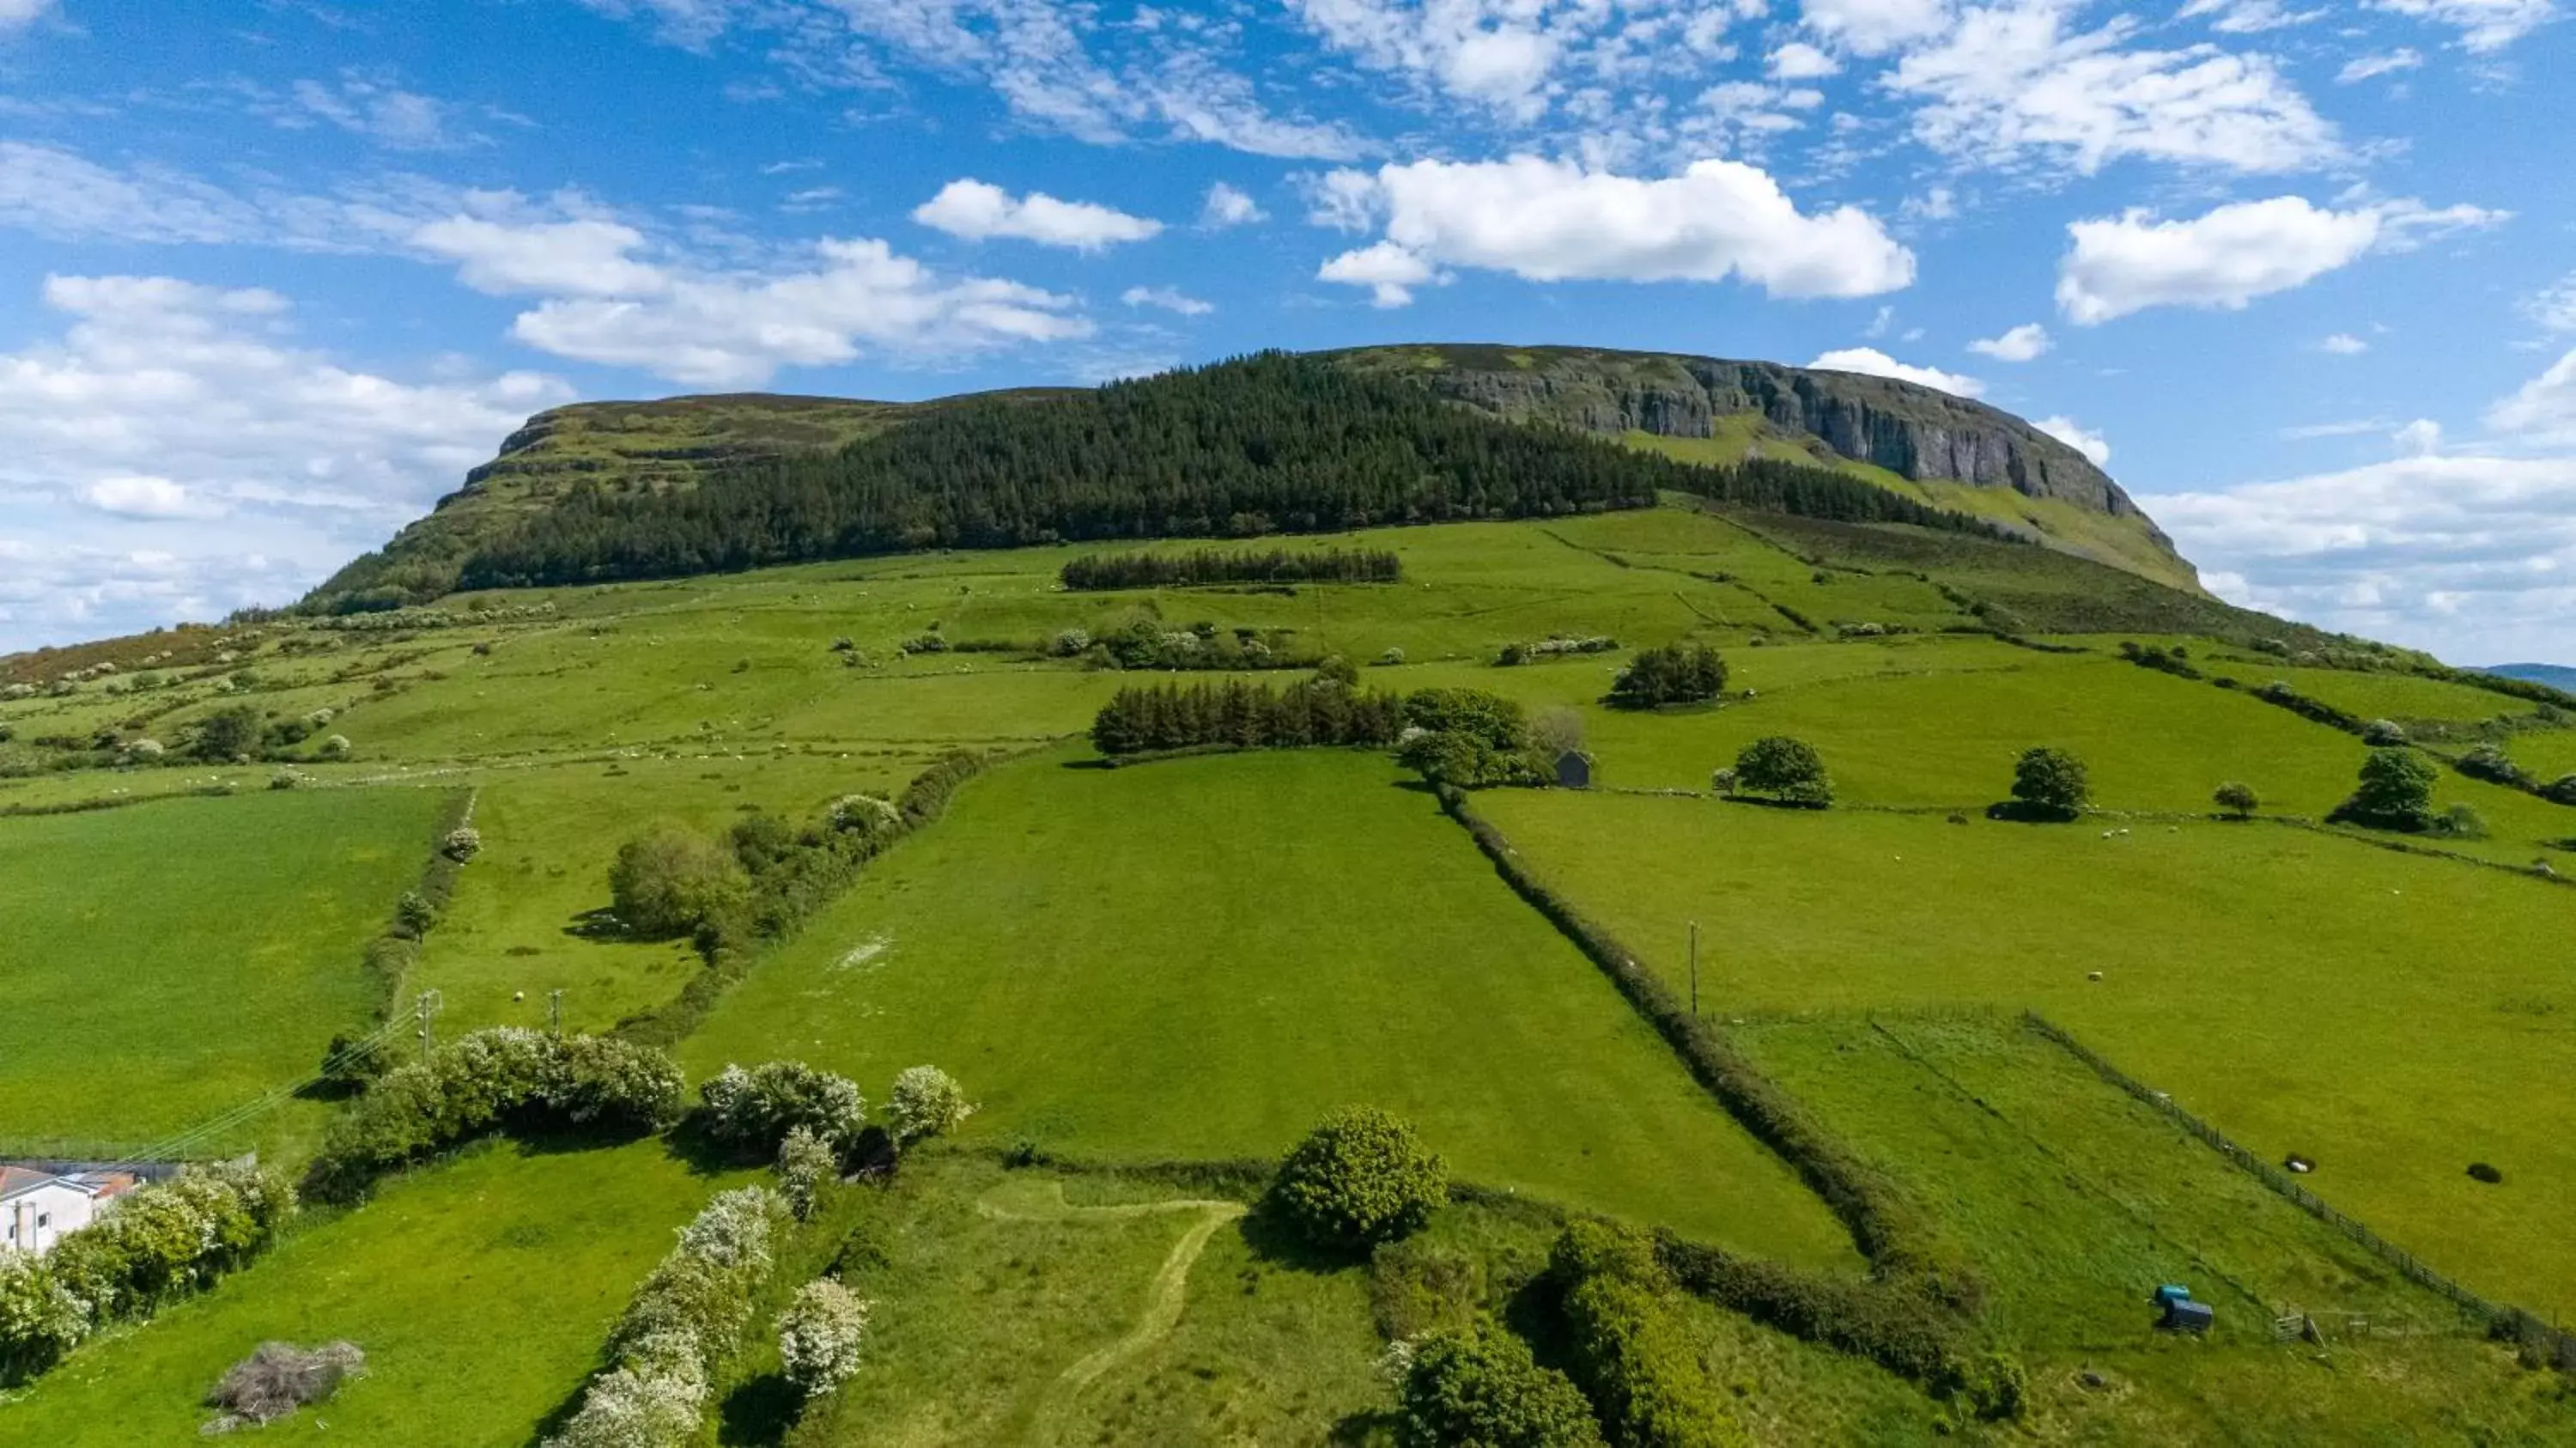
<box><xmin>304</xmin><ymin>346</ymin><xmax>2193</xmax><ymax>612</ymax></box>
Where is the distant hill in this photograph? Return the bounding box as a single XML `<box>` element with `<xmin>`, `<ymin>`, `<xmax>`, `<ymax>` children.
<box><xmin>2488</xmin><ymin>662</ymin><xmax>2576</xmax><ymax>690</ymax></box>
<box><xmin>304</xmin><ymin>345</ymin><xmax>2196</xmax><ymax>613</ymax></box>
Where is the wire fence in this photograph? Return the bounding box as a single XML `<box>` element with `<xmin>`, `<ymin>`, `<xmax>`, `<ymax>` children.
<box><xmin>2021</xmin><ymin>1010</ymin><xmax>2576</xmax><ymax>1371</ymax></box>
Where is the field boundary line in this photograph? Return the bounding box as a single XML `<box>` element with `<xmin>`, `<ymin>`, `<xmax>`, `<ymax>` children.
<box><xmin>2020</xmin><ymin>1010</ymin><xmax>2574</xmax><ymax>1370</ymax></box>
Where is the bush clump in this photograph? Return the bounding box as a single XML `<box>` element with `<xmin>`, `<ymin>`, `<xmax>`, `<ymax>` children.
<box><xmin>886</xmin><ymin>1065</ymin><xmax>977</xmax><ymax>1148</ymax></box>
<box><xmin>547</xmin><ymin>1186</ymin><xmax>789</xmax><ymax>1448</ymax></box>
<box><xmin>2458</xmin><ymin>745</ymin><xmax>2529</xmax><ymax>788</ymax></box>
<box><xmin>1731</xmin><ymin>736</ymin><xmax>1832</xmax><ymax>807</ymax></box>
<box><xmin>440</xmin><ymin>826</ymin><xmax>483</xmax><ymax>862</ymax></box>
<box><xmin>1551</xmin><ymin>1222</ymin><xmax>1746</xmax><ymax>1448</ymax></box>
<box><xmin>701</xmin><ymin>1061</ymin><xmax>868</xmax><ymax>1159</ymax></box>
<box><xmin>1397</xmin><ymin>1319</ymin><xmax>1606</xmax><ymax>1448</ymax></box>
<box><xmin>609</xmin><ymin>825</ymin><xmax>750</xmax><ymax>939</ymax></box>
<box><xmin>2330</xmin><ymin>747</ymin><xmax>2440</xmax><ymax>832</ymax></box>
<box><xmin>204</xmin><ymin>1341</ymin><xmax>365</xmax><ymax>1432</ymax></box>
<box><xmin>777</xmin><ymin>1278</ymin><xmax>872</xmax><ymax>1399</ymax></box>
<box><xmin>1268</xmin><ymin>1107</ymin><xmax>1448</xmax><ymax>1253</ymax></box>
<box><xmin>1400</xmin><ymin>689</ymin><xmax>1540</xmax><ymax>788</ymax></box>
<box><xmin>2212</xmin><ymin>781</ymin><xmax>2260</xmax><ymax>819</ymax></box>
<box><xmin>2008</xmin><ymin>746</ymin><xmax>2090</xmax><ymax>819</ymax></box>
<box><xmin>307</xmin><ymin>1030</ymin><xmax>683</xmax><ymax>1202</ymax></box>
<box><xmin>1607</xmin><ymin>644</ymin><xmax>1727</xmax><ymax>709</ymax></box>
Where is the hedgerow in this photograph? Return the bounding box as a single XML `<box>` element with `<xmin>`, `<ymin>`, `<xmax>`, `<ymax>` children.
<box><xmin>700</xmin><ymin>1061</ymin><xmax>868</xmax><ymax>1159</ymax></box>
<box><xmin>1061</xmin><ymin>547</ymin><xmax>1401</xmax><ymax>590</ymax></box>
<box><xmin>305</xmin><ymin>1029</ymin><xmax>684</xmax><ymax>1202</ymax></box>
<box><xmin>1551</xmin><ymin>1221</ymin><xmax>1746</xmax><ymax>1448</ymax></box>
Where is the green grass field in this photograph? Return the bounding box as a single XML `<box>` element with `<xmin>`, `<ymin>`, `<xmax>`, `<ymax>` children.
<box><xmin>1</xmin><ymin>1138</ymin><xmax>742</xmax><ymax>1443</ymax></box>
<box><xmin>0</xmin><ymin>787</ymin><xmax>447</xmax><ymax>1156</ymax></box>
<box><xmin>686</xmin><ymin>748</ymin><xmax>1856</xmax><ymax>1266</ymax></box>
<box><xmin>1474</xmin><ymin>790</ymin><xmax>2576</xmax><ymax>1314</ymax></box>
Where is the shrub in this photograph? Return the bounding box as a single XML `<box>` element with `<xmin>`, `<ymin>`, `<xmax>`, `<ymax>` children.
<box><xmin>1268</xmin><ymin>1107</ymin><xmax>1447</xmax><ymax>1252</ymax></box>
<box><xmin>1370</xmin><ymin>1238</ymin><xmax>1485</xmax><ymax>1342</ymax></box>
<box><xmin>1531</xmin><ymin>706</ymin><xmax>1587</xmax><ymax>760</ymax></box>
<box><xmin>1733</xmin><ymin>737</ymin><xmax>1832</xmax><ymax>807</ymax></box>
<box><xmin>1405</xmin><ymin>690</ymin><xmax>1529</xmax><ymax>751</ymax></box>
<box><xmin>0</xmin><ymin>1253</ymin><xmax>89</xmax><ymax>1381</ymax></box>
<box><xmin>701</xmin><ymin>1062</ymin><xmax>868</xmax><ymax>1157</ymax></box>
<box><xmin>319</xmin><ymin>1031</ymin><xmax>392</xmax><ymax>1092</ymax></box>
<box><xmin>826</xmin><ymin>793</ymin><xmax>901</xmax><ymax>837</ymax></box>
<box><xmin>776</xmin><ymin>1126</ymin><xmax>835</xmax><ymax>1222</ymax></box>
<box><xmin>2438</xmin><ymin>802</ymin><xmax>2490</xmax><ymax>839</ymax></box>
<box><xmin>204</xmin><ymin>1341</ymin><xmax>365</xmax><ymax>1429</ymax></box>
<box><xmin>40</xmin><ymin>1164</ymin><xmax>295</xmax><ymax>1328</ymax></box>
<box><xmin>609</xmin><ymin>826</ymin><xmax>749</xmax><ymax>939</ymax></box>
<box><xmin>2212</xmin><ymin>781</ymin><xmax>2260</xmax><ymax>819</ymax></box>
<box><xmin>1048</xmin><ymin>627</ymin><xmax>1091</xmax><ymax>657</ymax></box>
<box><xmin>191</xmin><ymin>703</ymin><xmax>264</xmax><ymax>762</ymax></box>
<box><xmin>122</xmin><ymin>738</ymin><xmax>165</xmax><ymax>762</ymax></box>
<box><xmin>2009</xmin><ymin>746</ymin><xmax>2089</xmax><ymax>818</ymax></box>
<box><xmin>319</xmin><ymin>734</ymin><xmax>352</xmax><ymax>759</ymax></box>
<box><xmin>1607</xmin><ymin>645</ymin><xmax>1727</xmax><ymax>709</ymax></box>
<box><xmin>2548</xmin><ymin>775</ymin><xmax>2576</xmax><ymax>806</ymax></box>
<box><xmin>395</xmin><ymin>890</ymin><xmax>438</xmax><ymax>939</ymax></box>
<box><xmin>1552</xmin><ymin>1224</ymin><xmax>1743</xmax><ymax>1448</ymax></box>
<box><xmin>1399</xmin><ymin>1320</ymin><xmax>1606</xmax><ymax>1448</ymax></box>
<box><xmin>2332</xmin><ymin>748</ymin><xmax>2439</xmax><ymax>832</ymax></box>
<box><xmin>2458</xmin><ymin>745</ymin><xmax>2529</xmax><ymax>788</ymax></box>
<box><xmin>1400</xmin><ymin>728</ymin><xmax>1528</xmax><ymax>789</ymax></box>
<box><xmin>1379</xmin><ymin>646</ymin><xmax>1407</xmax><ymax>666</ymax></box>
<box><xmin>886</xmin><ymin>1065</ymin><xmax>976</xmax><ymax>1147</ymax></box>
<box><xmin>777</xmin><ymin>1279</ymin><xmax>872</xmax><ymax>1400</ymax></box>
<box><xmin>2362</xmin><ymin>719</ymin><xmax>2409</xmax><ymax>746</ymax></box>
<box><xmin>440</xmin><ymin>826</ymin><xmax>483</xmax><ymax>862</ymax></box>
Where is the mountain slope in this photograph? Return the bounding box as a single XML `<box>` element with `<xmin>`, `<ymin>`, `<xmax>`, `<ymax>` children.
<box><xmin>1330</xmin><ymin>344</ymin><xmax>2196</xmax><ymax>593</ymax></box>
<box><xmin>2490</xmin><ymin>663</ymin><xmax>2576</xmax><ymax>690</ymax></box>
<box><xmin>304</xmin><ymin>346</ymin><xmax>2194</xmax><ymax>612</ymax></box>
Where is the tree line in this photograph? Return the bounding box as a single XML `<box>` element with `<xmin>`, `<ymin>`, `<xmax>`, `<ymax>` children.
<box><xmin>1060</xmin><ymin>546</ymin><xmax>1403</xmax><ymax>591</ymax></box>
<box><xmin>426</xmin><ymin>354</ymin><xmax>2010</xmax><ymax>596</ymax></box>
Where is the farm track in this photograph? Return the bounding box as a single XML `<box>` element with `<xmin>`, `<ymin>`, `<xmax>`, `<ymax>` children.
<box><xmin>975</xmin><ymin>1179</ymin><xmax>1249</xmax><ymax>1444</ymax></box>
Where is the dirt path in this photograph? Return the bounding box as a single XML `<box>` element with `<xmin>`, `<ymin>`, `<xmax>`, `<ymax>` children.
<box><xmin>975</xmin><ymin>1180</ymin><xmax>1249</xmax><ymax>1444</ymax></box>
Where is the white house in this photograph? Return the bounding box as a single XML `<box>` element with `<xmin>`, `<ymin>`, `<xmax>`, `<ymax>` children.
<box><xmin>1</xmin><ymin>1165</ymin><xmax>138</xmax><ymax>1256</ymax></box>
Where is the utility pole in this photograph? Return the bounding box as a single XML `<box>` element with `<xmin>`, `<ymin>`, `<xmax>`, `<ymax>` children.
<box><xmin>415</xmin><ymin>989</ymin><xmax>443</xmax><ymax>1056</ymax></box>
<box><xmin>1689</xmin><ymin>920</ymin><xmax>1700</xmax><ymax>1019</ymax></box>
<box><xmin>549</xmin><ymin>989</ymin><xmax>565</xmax><ymax>1034</ymax></box>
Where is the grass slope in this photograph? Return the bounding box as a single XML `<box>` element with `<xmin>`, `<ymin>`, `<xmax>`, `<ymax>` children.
<box><xmin>1</xmin><ymin>1139</ymin><xmax>740</xmax><ymax>1443</ymax></box>
<box><xmin>0</xmin><ymin>787</ymin><xmax>447</xmax><ymax>1156</ymax></box>
<box><xmin>685</xmin><ymin>749</ymin><xmax>1855</xmax><ymax>1265</ymax></box>
<box><xmin>1476</xmin><ymin>792</ymin><xmax>2576</xmax><ymax>1313</ymax></box>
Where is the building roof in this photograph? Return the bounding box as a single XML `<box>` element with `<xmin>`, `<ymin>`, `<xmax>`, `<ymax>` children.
<box><xmin>1</xmin><ymin>1165</ymin><xmax>137</xmax><ymax>1202</ymax></box>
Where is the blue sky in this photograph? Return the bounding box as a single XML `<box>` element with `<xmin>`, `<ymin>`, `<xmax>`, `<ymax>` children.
<box><xmin>0</xmin><ymin>0</ymin><xmax>2569</xmax><ymax>660</ymax></box>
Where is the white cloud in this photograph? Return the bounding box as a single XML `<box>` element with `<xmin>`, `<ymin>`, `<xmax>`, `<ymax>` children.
<box><xmin>1767</xmin><ymin>41</ymin><xmax>1844</xmax><ymax>78</ymax></box>
<box><xmin>411</xmin><ymin>216</ymin><xmax>668</xmax><ymax>296</ymax></box>
<box><xmin>2524</xmin><ymin>273</ymin><xmax>2576</xmax><ymax>333</ymax></box>
<box><xmin>2178</xmin><ymin>0</ymin><xmax>2324</xmax><ymax>33</ymax></box>
<box><xmin>1801</xmin><ymin>0</ymin><xmax>1954</xmax><ymax>55</ymax></box>
<box><xmin>2148</xmin><ymin>452</ymin><xmax>2576</xmax><ymax>662</ymax></box>
<box><xmin>1318</xmin><ymin>240</ymin><xmax>1446</xmax><ymax>307</ymax></box>
<box><xmin>510</xmin><ymin>238</ymin><xmax>1091</xmax><ymax>386</ymax></box>
<box><xmin>1808</xmin><ymin>346</ymin><xmax>1986</xmax><ymax>397</ymax></box>
<box><xmin>1286</xmin><ymin>0</ymin><xmax>1564</xmax><ymax>118</ymax></box>
<box><xmin>912</xmin><ymin>179</ymin><xmax>1162</xmax><ymax>250</ymax></box>
<box><xmin>283</xmin><ymin>70</ymin><xmax>486</xmax><ymax>150</ymax></box>
<box><xmin>79</xmin><ymin>476</ymin><xmax>212</xmax><ymax>520</ymax></box>
<box><xmin>1200</xmin><ymin>181</ymin><xmax>1266</xmax><ymax>228</ymax></box>
<box><xmin>2487</xmin><ymin>347</ymin><xmax>2576</xmax><ymax>443</ymax></box>
<box><xmin>1121</xmin><ymin>284</ymin><xmax>1213</xmax><ymax>316</ymax></box>
<box><xmin>2318</xmin><ymin>332</ymin><xmax>2371</xmax><ymax>355</ymax></box>
<box><xmin>1313</xmin><ymin>155</ymin><xmax>1915</xmax><ymax>301</ymax></box>
<box><xmin>2035</xmin><ymin>414</ymin><xmax>2111</xmax><ymax>465</ymax></box>
<box><xmin>2056</xmin><ymin>196</ymin><xmax>2508</xmax><ymax>325</ymax></box>
<box><xmin>1967</xmin><ymin>322</ymin><xmax>2050</xmax><ymax>361</ymax></box>
<box><xmin>0</xmin><ymin>275</ymin><xmax>571</xmax><ymax>648</ymax></box>
<box><xmin>0</xmin><ymin>0</ymin><xmax>54</xmax><ymax>31</ymax></box>
<box><xmin>2371</xmin><ymin>0</ymin><xmax>2557</xmax><ymax>52</ymax></box>
<box><xmin>2336</xmin><ymin>47</ymin><xmax>2423</xmax><ymax>82</ymax></box>
<box><xmin>2393</xmin><ymin>417</ymin><xmax>2444</xmax><ymax>453</ymax></box>
<box><xmin>1887</xmin><ymin>1</ymin><xmax>2339</xmax><ymax>173</ymax></box>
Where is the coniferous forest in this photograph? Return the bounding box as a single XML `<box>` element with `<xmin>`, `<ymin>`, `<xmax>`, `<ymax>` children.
<box><xmin>448</xmin><ymin>354</ymin><xmax>2007</xmax><ymax>593</ymax></box>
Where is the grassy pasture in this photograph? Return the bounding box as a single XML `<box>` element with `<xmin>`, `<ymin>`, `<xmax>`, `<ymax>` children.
<box><xmin>0</xmin><ymin>1140</ymin><xmax>741</xmax><ymax>1443</ymax></box>
<box><xmin>1735</xmin><ymin>1014</ymin><xmax>2574</xmax><ymax>1442</ymax></box>
<box><xmin>409</xmin><ymin>749</ymin><xmax>930</xmax><ymax>1037</ymax></box>
<box><xmin>0</xmin><ymin>786</ymin><xmax>447</xmax><ymax>1156</ymax></box>
<box><xmin>686</xmin><ymin>749</ymin><xmax>1856</xmax><ymax>1266</ymax></box>
<box><xmin>1475</xmin><ymin>790</ymin><xmax>2576</xmax><ymax>1313</ymax></box>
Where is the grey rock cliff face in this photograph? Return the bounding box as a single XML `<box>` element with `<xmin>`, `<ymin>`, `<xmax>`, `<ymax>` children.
<box><xmin>1371</xmin><ymin>347</ymin><xmax>2167</xmax><ymax>546</ymax></box>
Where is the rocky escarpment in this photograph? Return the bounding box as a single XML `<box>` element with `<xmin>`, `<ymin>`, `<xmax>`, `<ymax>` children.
<box><xmin>1330</xmin><ymin>344</ymin><xmax>2182</xmax><ymax>564</ymax></box>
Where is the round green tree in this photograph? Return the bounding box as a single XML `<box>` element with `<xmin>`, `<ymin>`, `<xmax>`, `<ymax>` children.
<box><xmin>2212</xmin><ymin>781</ymin><xmax>2260</xmax><ymax>819</ymax></box>
<box><xmin>2010</xmin><ymin>747</ymin><xmax>2090</xmax><ymax>818</ymax></box>
<box><xmin>608</xmin><ymin>825</ymin><xmax>747</xmax><ymax>938</ymax></box>
<box><xmin>1269</xmin><ymin>1106</ymin><xmax>1447</xmax><ymax>1251</ymax></box>
<box><xmin>2336</xmin><ymin>747</ymin><xmax>2439</xmax><ymax>830</ymax></box>
<box><xmin>1733</xmin><ymin>736</ymin><xmax>1832</xmax><ymax>807</ymax></box>
<box><xmin>1399</xmin><ymin>1320</ymin><xmax>1606</xmax><ymax>1448</ymax></box>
